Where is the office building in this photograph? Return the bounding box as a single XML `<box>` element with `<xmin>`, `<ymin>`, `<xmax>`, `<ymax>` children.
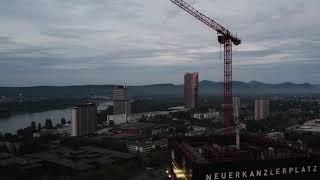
<box><xmin>254</xmin><ymin>99</ymin><xmax>270</xmax><ymax>120</ymax></box>
<box><xmin>71</xmin><ymin>103</ymin><xmax>97</xmax><ymax>136</ymax></box>
<box><xmin>233</xmin><ymin>97</ymin><xmax>241</xmax><ymax>119</ymax></box>
<box><xmin>193</xmin><ymin>112</ymin><xmax>220</xmax><ymax>120</ymax></box>
<box><xmin>113</xmin><ymin>86</ymin><xmax>131</xmax><ymax>115</ymax></box>
<box><xmin>184</xmin><ymin>72</ymin><xmax>198</xmax><ymax>109</ymax></box>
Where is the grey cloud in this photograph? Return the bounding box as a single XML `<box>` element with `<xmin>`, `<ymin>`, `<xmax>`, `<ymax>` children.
<box><xmin>0</xmin><ymin>0</ymin><xmax>319</xmax><ymax>86</ymax></box>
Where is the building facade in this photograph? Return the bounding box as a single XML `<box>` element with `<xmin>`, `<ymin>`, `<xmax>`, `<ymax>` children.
<box><xmin>106</xmin><ymin>113</ymin><xmax>142</xmax><ymax>126</ymax></box>
<box><xmin>184</xmin><ymin>72</ymin><xmax>198</xmax><ymax>109</ymax></box>
<box><xmin>193</xmin><ymin>112</ymin><xmax>220</xmax><ymax>120</ymax></box>
<box><xmin>112</xmin><ymin>86</ymin><xmax>131</xmax><ymax>115</ymax></box>
<box><xmin>127</xmin><ymin>142</ymin><xmax>154</xmax><ymax>157</ymax></box>
<box><xmin>254</xmin><ymin>99</ymin><xmax>270</xmax><ymax>120</ymax></box>
<box><xmin>71</xmin><ymin>103</ymin><xmax>97</xmax><ymax>136</ymax></box>
<box><xmin>233</xmin><ymin>97</ymin><xmax>241</xmax><ymax>119</ymax></box>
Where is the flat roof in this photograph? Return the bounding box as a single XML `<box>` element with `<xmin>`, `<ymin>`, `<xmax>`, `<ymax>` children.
<box><xmin>169</xmin><ymin>134</ymin><xmax>312</xmax><ymax>164</ymax></box>
<box><xmin>27</xmin><ymin>145</ymin><xmax>133</xmax><ymax>171</ymax></box>
<box><xmin>118</xmin><ymin>122</ymin><xmax>155</xmax><ymax>131</ymax></box>
<box><xmin>80</xmin><ymin>146</ymin><xmax>134</xmax><ymax>159</ymax></box>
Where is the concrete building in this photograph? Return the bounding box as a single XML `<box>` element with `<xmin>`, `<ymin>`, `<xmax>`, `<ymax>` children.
<box><xmin>291</xmin><ymin>119</ymin><xmax>320</xmax><ymax>134</ymax></box>
<box><xmin>112</xmin><ymin>86</ymin><xmax>131</xmax><ymax>115</ymax></box>
<box><xmin>254</xmin><ymin>99</ymin><xmax>270</xmax><ymax>120</ymax></box>
<box><xmin>265</xmin><ymin>132</ymin><xmax>285</xmax><ymax>141</ymax></box>
<box><xmin>27</xmin><ymin>146</ymin><xmax>134</xmax><ymax>173</ymax></box>
<box><xmin>58</xmin><ymin>124</ymin><xmax>72</xmax><ymax>136</ymax></box>
<box><xmin>106</xmin><ymin>113</ymin><xmax>142</xmax><ymax>126</ymax></box>
<box><xmin>71</xmin><ymin>103</ymin><xmax>97</xmax><ymax>136</ymax></box>
<box><xmin>233</xmin><ymin>97</ymin><xmax>240</xmax><ymax>119</ymax></box>
<box><xmin>126</xmin><ymin>139</ymin><xmax>167</xmax><ymax>157</ymax></box>
<box><xmin>193</xmin><ymin>112</ymin><xmax>220</xmax><ymax>120</ymax></box>
<box><xmin>184</xmin><ymin>72</ymin><xmax>198</xmax><ymax>109</ymax></box>
<box><xmin>127</xmin><ymin>142</ymin><xmax>153</xmax><ymax>157</ymax></box>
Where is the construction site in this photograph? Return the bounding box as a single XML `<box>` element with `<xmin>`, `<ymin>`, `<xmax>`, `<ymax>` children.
<box><xmin>167</xmin><ymin>0</ymin><xmax>320</xmax><ymax>179</ymax></box>
<box><xmin>168</xmin><ymin>134</ymin><xmax>320</xmax><ymax>180</ymax></box>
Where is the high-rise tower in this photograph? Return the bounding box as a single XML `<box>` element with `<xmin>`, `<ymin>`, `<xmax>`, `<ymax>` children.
<box><xmin>184</xmin><ymin>72</ymin><xmax>198</xmax><ymax>109</ymax></box>
<box><xmin>71</xmin><ymin>103</ymin><xmax>97</xmax><ymax>136</ymax></box>
<box><xmin>254</xmin><ymin>99</ymin><xmax>270</xmax><ymax>120</ymax></box>
<box><xmin>112</xmin><ymin>86</ymin><xmax>131</xmax><ymax>115</ymax></box>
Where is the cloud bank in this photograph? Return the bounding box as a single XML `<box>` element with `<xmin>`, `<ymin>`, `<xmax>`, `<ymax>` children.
<box><xmin>0</xmin><ymin>0</ymin><xmax>319</xmax><ymax>86</ymax></box>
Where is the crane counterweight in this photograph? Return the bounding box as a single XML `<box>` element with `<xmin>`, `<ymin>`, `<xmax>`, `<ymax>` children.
<box><xmin>218</xmin><ymin>34</ymin><xmax>224</xmax><ymax>44</ymax></box>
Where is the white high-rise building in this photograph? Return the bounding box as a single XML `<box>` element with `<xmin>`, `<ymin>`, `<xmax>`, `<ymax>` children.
<box><xmin>233</xmin><ymin>97</ymin><xmax>241</xmax><ymax>119</ymax></box>
<box><xmin>71</xmin><ymin>103</ymin><xmax>97</xmax><ymax>136</ymax></box>
<box><xmin>254</xmin><ymin>99</ymin><xmax>270</xmax><ymax>120</ymax></box>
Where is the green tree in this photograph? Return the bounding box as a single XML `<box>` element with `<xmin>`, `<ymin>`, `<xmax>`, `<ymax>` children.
<box><xmin>109</xmin><ymin>120</ymin><xmax>115</xmax><ymax>127</ymax></box>
<box><xmin>45</xmin><ymin>118</ymin><xmax>53</xmax><ymax>129</ymax></box>
<box><xmin>150</xmin><ymin>149</ymin><xmax>168</xmax><ymax>167</ymax></box>
<box><xmin>37</xmin><ymin>123</ymin><xmax>42</xmax><ymax>131</ymax></box>
<box><xmin>17</xmin><ymin>127</ymin><xmax>33</xmax><ymax>139</ymax></box>
<box><xmin>30</xmin><ymin>121</ymin><xmax>37</xmax><ymax>132</ymax></box>
<box><xmin>17</xmin><ymin>129</ymin><xmax>24</xmax><ymax>136</ymax></box>
<box><xmin>61</xmin><ymin>118</ymin><xmax>66</xmax><ymax>125</ymax></box>
<box><xmin>56</xmin><ymin>123</ymin><xmax>62</xmax><ymax>129</ymax></box>
<box><xmin>4</xmin><ymin>133</ymin><xmax>13</xmax><ymax>140</ymax></box>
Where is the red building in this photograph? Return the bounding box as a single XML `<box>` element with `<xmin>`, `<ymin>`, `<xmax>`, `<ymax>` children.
<box><xmin>184</xmin><ymin>73</ymin><xmax>198</xmax><ymax>109</ymax></box>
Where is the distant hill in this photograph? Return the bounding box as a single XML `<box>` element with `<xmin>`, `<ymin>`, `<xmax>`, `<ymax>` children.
<box><xmin>0</xmin><ymin>81</ymin><xmax>319</xmax><ymax>99</ymax></box>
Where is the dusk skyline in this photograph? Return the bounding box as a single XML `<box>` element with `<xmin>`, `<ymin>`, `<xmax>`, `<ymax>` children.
<box><xmin>1</xmin><ymin>0</ymin><xmax>320</xmax><ymax>86</ymax></box>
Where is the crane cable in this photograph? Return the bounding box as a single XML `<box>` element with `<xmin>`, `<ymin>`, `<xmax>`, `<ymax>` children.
<box><xmin>220</xmin><ymin>43</ymin><xmax>222</xmax><ymax>63</ymax></box>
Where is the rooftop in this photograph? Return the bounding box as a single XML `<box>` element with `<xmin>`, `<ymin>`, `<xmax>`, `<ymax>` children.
<box><xmin>292</xmin><ymin>119</ymin><xmax>320</xmax><ymax>133</ymax></box>
<box><xmin>27</xmin><ymin>145</ymin><xmax>134</xmax><ymax>171</ymax></box>
<box><xmin>118</xmin><ymin>122</ymin><xmax>155</xmax><ymax>131</ymax></box>
<box><xmin>169</xmin><ymin>134</ymin><xmax>312</xmax><ymax>164</ymax></box>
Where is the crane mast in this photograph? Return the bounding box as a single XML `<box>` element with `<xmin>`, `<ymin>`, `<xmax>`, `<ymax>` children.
<box><xmin>170</xmin><ymin>0</ymin><xmax>241</xmax><ymax>136</ymax></box>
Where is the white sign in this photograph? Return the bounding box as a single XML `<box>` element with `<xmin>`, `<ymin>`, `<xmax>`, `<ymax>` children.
<box><xmin>206</xmin><ymin>165</ymin><xmax>318</xmax><ymax>180</ymax></box>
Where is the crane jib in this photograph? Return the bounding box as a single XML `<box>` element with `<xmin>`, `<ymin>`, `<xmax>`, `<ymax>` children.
<box><xmin>169</xmin><ymin>0</ymin><xmax>242</xmax><ymax>137</ymax></box>
<box><xmin>170</xmin><ymin>0</ymin><xmax>241</xmax><ymax>45</ymax></box>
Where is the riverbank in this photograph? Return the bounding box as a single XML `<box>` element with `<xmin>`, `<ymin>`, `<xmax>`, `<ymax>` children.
<box><xmin>0</xmin><ymin>98</ymin><xmax>83</xmax><ymax>117</ymax></box>
<box><xmin>0</xmin><ymin>109</ymin><xmax>69</xmax><ymax>134</ymax></box>
<box><xmin>0</xmin><ymin>100</ymin><xmax>112</xmax><ymax>134</ymax></box>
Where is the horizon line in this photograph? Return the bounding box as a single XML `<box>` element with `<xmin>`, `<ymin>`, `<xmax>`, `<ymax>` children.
<box><xmin>0</xmin><ymin>80</ymin><xmax>317</xmax><ymax>88</ymax></box>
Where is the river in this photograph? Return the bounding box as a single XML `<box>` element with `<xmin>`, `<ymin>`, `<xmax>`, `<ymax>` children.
<box><xmin>0</xmin><ymin>101</ymin><xmax>112</xmax><ymax>134</ymax></box>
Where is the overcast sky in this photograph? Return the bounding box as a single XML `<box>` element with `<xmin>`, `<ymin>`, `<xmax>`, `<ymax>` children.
<box><xmin>0</xmin><ymin>0</ymin><xmax>319</xmax><ymax>86</ymax></box>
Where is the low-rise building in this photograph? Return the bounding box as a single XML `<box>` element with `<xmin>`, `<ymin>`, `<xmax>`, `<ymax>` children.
<box><xmin>193</xmin><ymin>112</ymin><xmax>220</xmax><ymax>120</ymax></box>
<box><xmin>127</xmin><ymin>142</ymin><xmax>153</xmax><ymax>157</ymax></box>
<box><xmin>39</xmin><ymin>129</ymin><xmax>59</xmax><ymax>136</ymax></box>
<box><xmin>265</xmin><ymin>132</ymin><xmax>285</xmax><ymax>141</ymax></box>
<box><xmin>168</xmin><ymin>106</ymin><xmax>189</xmax><ymax>111</ymax></box>
<box><xmin>126</xmin><ymin>138</ymin><xmax>168</xmax><ymax>157</ymax></box>
<box><xmin>3</xmin><ymin>142</ymin><xmax>21</xmax><ymax>153</ymax></box>
<box><xmin>0</xmin><ymin>153</ymin><xmax>43</xmax><ymax>173</ymax></box>
<box><xmin>291</xmin><ymin>119</ymin><xmax>320</xmax><ymax>134</ymax></box>
<box><xmin>58</xmin><ymin>125</ymin><xmax>72</xmax><ymax>136</ymax></box>
<box><xmin>28</xmin><ymin>146</ymin><xmax>134</xmax><ymax>173</ymax></box>
<box><xmin>107</xmin><ymin>113</ymin><xmax>142</xmax><ymax>126</ymax></box>
<box><xmin>185</xmin><ymin>126</ymin><xmax>207</xmax><ymax>136</ymax></box>
<box><xmin>34</xmin><ymin>125</ymin><xmax>72</xmax><ymax>137</ymax></box>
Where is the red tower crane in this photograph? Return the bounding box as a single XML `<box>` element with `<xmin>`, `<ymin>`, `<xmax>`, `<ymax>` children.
<box><xmin>170</xmin><ymin>0</ymin><xmax>241</xmax><ymax>135</ymax></box>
